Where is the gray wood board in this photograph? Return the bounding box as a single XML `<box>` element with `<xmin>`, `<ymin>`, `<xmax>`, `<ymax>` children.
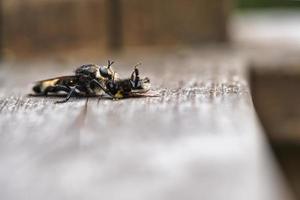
<box><xmin>0</xmin><ymin>52</ymin><xmax>290</xmax><ymax>200</ymax></box>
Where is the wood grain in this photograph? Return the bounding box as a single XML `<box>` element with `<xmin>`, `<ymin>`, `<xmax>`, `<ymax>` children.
<box><xmin>0</xmin><ymin>52</ymin><xmax>291</xmax><ymax>200</ymax></box>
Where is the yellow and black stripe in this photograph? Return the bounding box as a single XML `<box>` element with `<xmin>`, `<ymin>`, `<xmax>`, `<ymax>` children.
<box><xmin>32</xmin><ymin>76</ymin><xmax>77</xmax><ymax>94</ymax></box>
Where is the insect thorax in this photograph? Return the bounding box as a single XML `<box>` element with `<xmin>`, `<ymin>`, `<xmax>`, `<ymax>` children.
<box><xmin>75</xmin><ymin>64</ymin><xmax>100</xmax><ymax>78</ymax></box>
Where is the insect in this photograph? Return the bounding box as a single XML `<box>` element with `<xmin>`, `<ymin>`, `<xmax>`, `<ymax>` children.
<box><xmin>32</xmin><ymin>61</ymin><xmax>151</xmax><ymax>103</ymax></box>
<box><xmin>105</xmin><ymin>66</ymin><xmax>151</xmax><ymax>99</ymax></box>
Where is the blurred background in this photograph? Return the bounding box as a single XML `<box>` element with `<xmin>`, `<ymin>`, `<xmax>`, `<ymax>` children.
<box><xmin>0</xmin><ymin>0</ymin><xmax>230</xmax><ymax>60</ymax></box>
<box><xmin>1</xmin><ymin>0</ymin><xmax>300</xmax><ymax>199</ymax></box>
<box><xmin>0</xmin><ymin>0</ymin><xmax>300</xmax><ymax>61</ymax></box>
<box><xmin>0</xmin><ymin>0</ymin><xmax>300</xmax><ymax>59</ymax></box>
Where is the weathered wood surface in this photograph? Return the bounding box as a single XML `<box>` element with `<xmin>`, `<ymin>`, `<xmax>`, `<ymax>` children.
<box><xmin>0</xmin><ymin>51</ymin><xmax>291</xmax><ymax>200</ymax></box>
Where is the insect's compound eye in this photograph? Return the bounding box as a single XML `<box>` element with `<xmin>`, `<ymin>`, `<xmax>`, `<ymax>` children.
<box><xmin>99</xmin><ymin>66</ymin><xmax>110</xmax><ymax>78</ymax></box>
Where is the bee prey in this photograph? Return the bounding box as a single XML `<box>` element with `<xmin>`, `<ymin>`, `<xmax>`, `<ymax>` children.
<box><xmin>32</xmin><ymin>61</ymin><xmax>151</xmax><ymax>103</ymax></box>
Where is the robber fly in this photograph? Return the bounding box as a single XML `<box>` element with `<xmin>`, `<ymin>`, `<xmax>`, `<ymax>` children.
<box><xmin>32</xmin><ymin>60</ymin><xmax>151</xmax><ymax>103</ymax></box>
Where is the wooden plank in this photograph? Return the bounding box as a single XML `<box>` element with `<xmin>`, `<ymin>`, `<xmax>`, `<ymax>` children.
<box><xmin>250</xmin><ymin>56</ymin><xmax>300</xmax><ymax>200</ymax></box>
<box><xmin>120</xmin><ymin>0</ymin><xmax>230</xmax><ymax>46</ymax></box>
<box><xmin>0</xmin><ymin>51</ymin><xmax>292</xmax><ymax>200</ymax></box>
<box><xmin>231</xmin><ymin>11</ymin><xmax>300</xmax><ymax>199</ymax></box>
<box><xmin>232</xmin><ymin>9</ymin><xmax>300</xmax><ymax>145</ymax></box>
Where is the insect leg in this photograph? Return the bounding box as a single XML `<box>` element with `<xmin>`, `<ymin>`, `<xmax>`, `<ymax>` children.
<box><xmin>90</xmin><ymin>79</ymin><xmax>113</xmax><ymax>98</ymax></box>
<box><xmin>55</xmin><ymin>86</ymin><xmax>78</xmax><ymax>104</ymax></box>
<box><xmin>131</xmin><ymin>66</ymin><xmax>140</xmax><ymax>87</ymax></box>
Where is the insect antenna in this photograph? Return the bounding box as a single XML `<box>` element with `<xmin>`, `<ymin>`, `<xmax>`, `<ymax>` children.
<box><xmin>108</xmin><ymin>60</ymin><xmax>115</xmax><ymax>69</ymax></box>
<box><xmin>131</xmin><ymin>63</ymin><xmax>141</xmax><ymax>78</ymax></box>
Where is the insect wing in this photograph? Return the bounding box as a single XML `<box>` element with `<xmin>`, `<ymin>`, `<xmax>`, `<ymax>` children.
<box><xmin>36</xmin><ymin>75</ymin><xmax>78</xmax><ymax>85</ymax></box>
